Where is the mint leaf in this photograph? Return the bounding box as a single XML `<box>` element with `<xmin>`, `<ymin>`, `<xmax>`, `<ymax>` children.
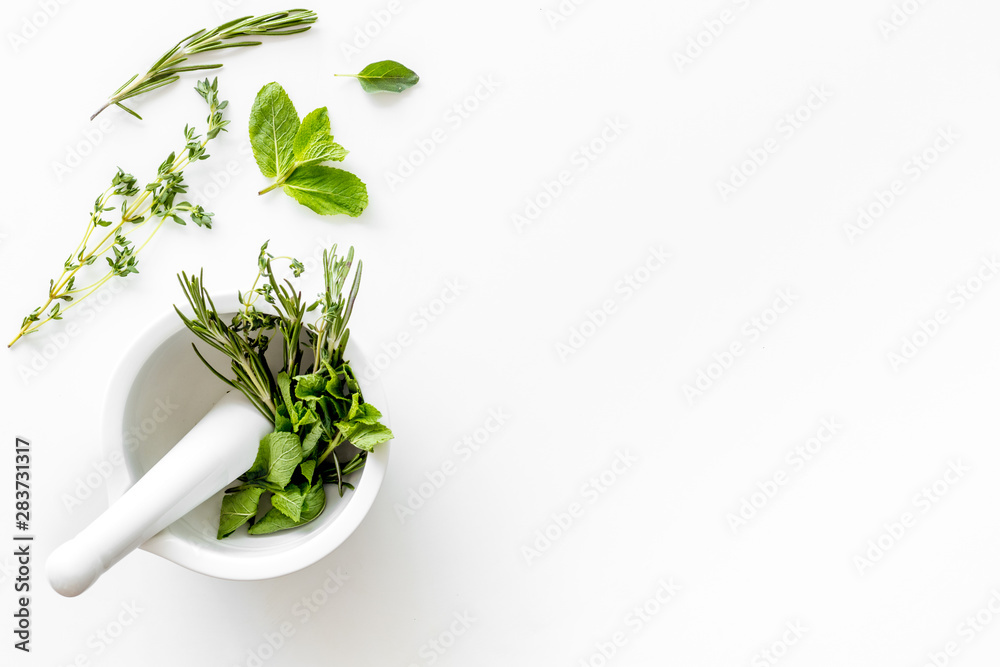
<box><xmin>294</xmin><ymin>373</ymin><xmax>327</xmax><ymax>401</ymax></box>
<box><xmin>336</xmin><ymin>420</ymin><xmax>394</xmax><ymax>452</ymax></box>
<box><xmin>283</xmin><ymin>166</ymin><xmax>368</xmax><ymax>217</ymax></box>
<box><xmin>299</xmin><ymin>136</ymin><xmax>348</xmax><ymax>166</ymax></box>
<box><xmin>218</xmin><ymin>486</ymin><xmax>264</xmax><ymax>539</ymax></box>
<box><xmin>277</xmin><ymin>371</ymin><xmax>297</xmax><ymax>420</ymax></box>
<box><xmin>247</xmin><ymin>432</ymin><xmax>303</xmax><ymax>487</ymax></box>
<box><xmin>251</xmin><ymin>85</ymin><xmax>368</xmax><ymax>217</ymax></box>
<box><xmin>351</xmin><ymin>402</ymin><xmax>383</xmax><ymax>425</ymax></box>
<box><xmin>248</xmin><ymin>481</ymin><xmax>326</xmax><ymax>534</ymax></box>
<box><xmin>301</xmin><ymin>421</ymin><xmax>324</xmax><ymax>457</ymax></box>
<box><xmin>301</xmin><ymin>481</ymin><xmax>327</xmax><ymax>521</ymax></box>
<box><xmin>247</xmin><ymin>506</ymin><xmax>297</xmax><ymax>535</ymax></box>
<box><xmin>342</xmin><ymin>60</ymin><xmax>420</xmax><ymax>93</ymax></box>
<box><xmin>271</xmin><ymin>483</ymin><xmax>307</xmax><ymax>522</ymax></box>
<box><xmin>249</xmin><ymin>82</ymin><xmax>299</xmax><ymax>179</ymax></box>
<box><xmin>274</xmin><ymin>405</ymin><xmax>293</xmax><ymax>433</ymax></box>
<box><xmin>300</xmin><ymin>459</ymin><xmax>317</xmax><ymax>482</ymax></box>
<box><xmin>293</xmin><ymin>108</ymin><xmax>348</xmax><ymax>167</ymax></box>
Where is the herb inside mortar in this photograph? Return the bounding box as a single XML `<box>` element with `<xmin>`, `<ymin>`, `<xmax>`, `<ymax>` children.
<box><xmin>175</xmin><ymin>243</ymin><xmax>392</xmax><ymax>537</ymax></box>
<box><xmin>335</xmin><ymin>60</ymin><xmax>420</xmax><ymax>93</ymax></box>
<box><xmin>92</xmin><ymin>10</ymin><xmax>317</xmax><ymax>120</ymax></box>
<box><xmin>250</xmin><ymin>82</ymin><xmax>369</xmax><ymax>217</ymax></box>
<box><xmin>9</xmin><ymin>79</ymin><xmax>228</xmax><ymax>349</ymax></box>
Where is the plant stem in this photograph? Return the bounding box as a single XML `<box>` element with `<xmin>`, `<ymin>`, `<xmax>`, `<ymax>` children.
<box><xmin>258</xmin><ymin>170</ymin><xmax>291</xmax><ymax>195</ymax></box>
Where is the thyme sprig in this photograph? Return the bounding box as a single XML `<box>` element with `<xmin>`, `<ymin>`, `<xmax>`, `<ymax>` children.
<box><xmin>8</xmin><ymin>79</ymin><xmax>228</xmax><ymax>348</ymax></box>
<box><xmin>92</xmin><ymin>10</ymin><xmax>317</xmax><ymax>120</ymax></box>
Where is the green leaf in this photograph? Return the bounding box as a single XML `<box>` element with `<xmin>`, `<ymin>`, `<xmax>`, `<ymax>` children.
<box><xmin>294</xmin><ymin>373</ymin><xmax>327</xmax><ymax>401</ymax></box>
<box><xmin>301</xmin><ymin>421</ymin><xmax>324</xmax><ymax>457</ymax></box>
<box><xmin>217</xmin><ymin>486</ymin><xmax>264</xmax><ymax>539</ymax></box>
<box><xmin>325</xmin><ymin>371</ymin><xmax>351</xmax><ymax>402</ymax></box>
<box><xmin>247</xmin><ymin>432</ymin><xmax>303</xmax><ymax>487</ymax></box>
<box><xmin>300</xmin><ymin>481</ymin><xmax>327</xmax><ymax>522</ymax></box>
<box><xmin>295</xmin><ymin>407</ymin><xmax>318</xmax><ymax>430</ymax></box>
<box><xmin>283</xmin><ymin>166</ymin><xmax>368</xmax><ymax>217</ymax></box>
<box><xmin>299</xmin><ymin>136</ymin><xmax>348</xmax><ymax>167</ymax></box>
<box><xmin>248</xmin><ymin>482</ymin><xmax>326</xmax><ymax>534</ymax></box>
<box><xmin>347</xmin><ymin>60</ymin><xmax>420</xmax><ymax>94</ymax></box>
<box><xmin>277</xmin><ymin>371</ymin><xmax>297</xmax><ymax>420</ymax></box>
<box><xmin>249</xmin><ymin>82</ymin><xmax>299</xmax><ymax>179</ymax></box>
<box><xmin>247</xmin><ymin>506</ymin><xmax>297</xmax><ymax>534</ymax></box>
<box><xmin>293</xmin><ymin>107</ymin><xmax>349</xmax><ymax>166</ymax></box>
<box><xmin>300</xmin><ymin>459</ymin><xmax>317</xmax><ymax>482</ymax></box>
<box><xmin>351</xmin><ymin>402</ymin><xmax>383</xmax><ymax>425</ymax></box>
<box><xmin>271</xmin><ymin>483</ymin><xmax>307</xmax><ymax>522</ymax></box>
<box><xmin>335</xmin><ymin>420</ymin><xmax>394</xmax><ymax>452</ymax></box>
<box><xmin>274</xmin><ymin>406</ymin><xmax>294</xmax><ymax>433</ymax></box>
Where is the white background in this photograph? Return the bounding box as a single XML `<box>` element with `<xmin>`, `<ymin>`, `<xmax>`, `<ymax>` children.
<box><xmin>2</xmin><ymin>0</ymin><xmax>1000</xmax><ymax>665</ymax></box>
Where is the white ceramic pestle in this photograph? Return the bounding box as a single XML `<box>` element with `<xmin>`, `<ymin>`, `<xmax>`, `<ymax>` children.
<box><xmin>47</xmin><ymin>391</ymin><xmax>272</xmax><ymax>597</ymax></box>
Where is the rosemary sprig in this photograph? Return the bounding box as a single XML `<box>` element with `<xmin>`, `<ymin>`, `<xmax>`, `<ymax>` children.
<box><xmin>91</xmin><ymin>10</ymin><xmax>317</xmax><ymax>120</ymax></box>
<box><xmin>8</xmin><ymin>79</ymin><xmax>228</xmax><ymax>348</ymax></box>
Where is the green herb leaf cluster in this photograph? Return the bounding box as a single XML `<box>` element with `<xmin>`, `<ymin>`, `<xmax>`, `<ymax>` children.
<box><xmin>93</xmin><ymin>10</ymin><xmax>317</xmax><ymax>120</ymax></box>
<box><xmin>250</xmin><ymin>83</ymin><xmax>368</xmax><ymax>217</ymax></box>
<box><xmin>336</xmin><ymin>60</ymin><xmax>420</xmax><ymax>94</ymax></box>
<box><xmin>9</xmin><ymin>79</ymin><xmax>229</xmax><ymax>348</ymax></box>
<box><xmin>175</xmin><ymin>243</ymin><xmax>392</xmax><ymax>537</ymax></box>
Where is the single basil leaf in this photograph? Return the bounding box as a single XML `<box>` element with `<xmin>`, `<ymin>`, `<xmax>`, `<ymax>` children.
<box><xmin>249</xmin><ymin>82</ymin><xmax>299</xmax><ymax>179</ymax></box>
<box><xmin>218</xmin><ymin>486</ymin><xmax>264</xmax><ymax>539</ymax></box>
<box><xmin>249</xmin><ymin>432</ymin><xmax>303</xmax><ymax>488</ymax></box>
<box><xmin>301</xmin><ymin>422</ymin><xmax>324</xmax><ymax>458</ymax></box>
<box><xmin>336</xmin><ymin>420</ymin><xmax>394</xmax><ymax>452</ymax></box>
<box><xmin>271</xmin><ymin>483</ymin><xmax>307</xmax><ymax>522</ymax></box>
<box><xmin>283</xmin><ymin>165</ymin><xmax>368</xmax><ymax>217</ymax></box>
<box><xmin>294</xmin><ymin>373</ymin><xmax>327</xmax><ymax>401</ymax></box>
<box><xmin>300</xmin><ymin>459</ymin><xmax>317</xmax><ymax>483</ymax></box>
<box><xmin>247</xmin><ymin>506</ymin><xmax>298</xmax><ymax>535</ymax></box>
<box><xmin>351</xmin><ymin>60</ymin><xmax>419</xmax><ymax>93</ymax></box>
<box><xmin>293</xmin><ymin>108</ymin><xmax>349</xmax><ymax>166</ymax></box>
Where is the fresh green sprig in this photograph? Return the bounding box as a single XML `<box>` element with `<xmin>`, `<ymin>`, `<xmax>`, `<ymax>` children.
<box><xmin>9</xmin><ymin>79</ymin><xmax>229</xmax><ymax>348</ymax></box>
<box><xmin>175</xmin><ymin>243</ymin><xmax>392</xmax><ymax>538</ymax></box>
<box><xmin>249</xmin><ymin>82</ymin><xmax>368</xmax><ymax>216</ymax></box>
<box><xmin>92</xmin><ymin>10</ymin><xmax>317</xmax><ymax>120</ymax></box>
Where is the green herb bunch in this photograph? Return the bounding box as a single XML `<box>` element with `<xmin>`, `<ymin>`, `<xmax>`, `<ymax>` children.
<box><xmin>92</xmin><ymin>10</ymin><xmax>317</xmax><ymax>120</ymax></box>
<box><xmin>175</xmin><ymin>243</ymin><xmax>393</xmax><ymax>537</ymax></box>
<box><xmin>9</xmin><ymin>79</ymin><xmax>228</xmax><ymax>348</ymax></box>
